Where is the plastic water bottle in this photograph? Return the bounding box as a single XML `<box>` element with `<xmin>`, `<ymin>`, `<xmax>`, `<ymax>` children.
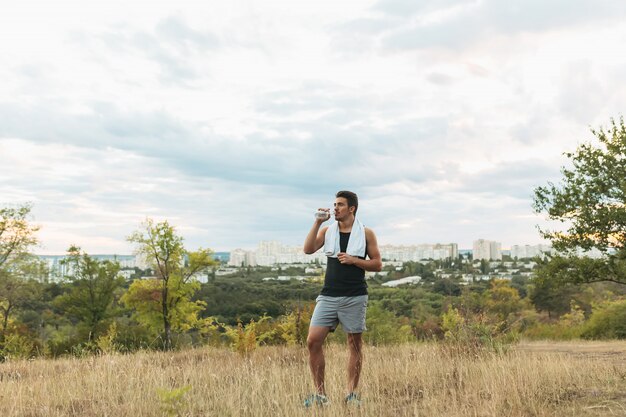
<box><xmin>315</xmin><ymin>210</ymin><xmax>330</xmax><ymax>220</ymax></box>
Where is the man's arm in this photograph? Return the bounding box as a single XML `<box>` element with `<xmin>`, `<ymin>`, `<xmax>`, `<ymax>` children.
<box><xmin>303</xmin><ymin>218</ymin><xmax>329</xmax><ymax>254</ymax></box>
<box><xmin>337</xmin><ymin>227</ymin><xmax>383</xmax><ymax>272</ymax></box>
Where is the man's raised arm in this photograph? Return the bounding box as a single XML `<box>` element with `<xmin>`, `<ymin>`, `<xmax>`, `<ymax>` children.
<box><xmin>304</xmin><ymin>211</ymin><xmax>329</xmax><ymax>254</ymax></box>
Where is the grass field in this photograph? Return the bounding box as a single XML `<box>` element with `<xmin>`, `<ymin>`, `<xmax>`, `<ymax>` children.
<box><xmin>1</xmin><ymin>341</ymin><xmax>625</xmax><ymax>416</ymax></box>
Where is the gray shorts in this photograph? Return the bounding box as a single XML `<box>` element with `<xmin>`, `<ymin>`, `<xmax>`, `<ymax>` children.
<box><xmin>310</xmin><ymin>295</ymin><xmax>368</xmax><ymax>333</ymax></box>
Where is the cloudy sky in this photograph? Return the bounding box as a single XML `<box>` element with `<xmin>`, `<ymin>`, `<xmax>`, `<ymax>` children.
<box><xmin>1</xmin><ymin>0</ymin><xmax>626</xmax><ymax>254</ymax></box>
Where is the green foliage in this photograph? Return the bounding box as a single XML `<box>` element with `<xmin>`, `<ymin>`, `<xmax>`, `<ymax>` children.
<box><xmin>0</xmin><ymin>203</ymin><xmax>39</xmax><ymax>269</ymax></box>
<box><xmin>484</xmin><ymin>279</ymin><xmax>524</xmax><ymax>321</ymax></box>
<box><xmin>127</xmin><ymin>218</ymin><xmax>217</xmax><ymax>350</ymax></box>
<box><xmin>534</xmin><ymin>252</ymin><xmax>626</xmax><ymax>287</ymax></box>
<box><xmin>277</xmin><ymin>303</ymin><xmax>313</xmax><ymax>346</ymax></box>
<box><xmin>226</xmin><ymin>319</ymin><xmax>261</xmax><ymax>356</ymax></box>
<box><xmin>530</xmin><ymin>271</ymin><xmax>579</xmax><ymax>318</ymax></box>
<box><xmin>432</xmin><ymin>278</ymin><xmax>461</xmax><ymax>296</ymax></box>
<box><xmin>109</xmin><ymin>316</ymin><xmax>155</xmax><ymax>352</ymax></box>
<box><xmin>0</xmin><ymin>203</ymin><xmax>41</xmax><ymax>350</ymax></box>
<box><xmin>196</xmin><ymin>277</ymin><xmax>320</xmax><ymax>325</ymax></box>
<box><xmin>0</xmin><ymin>274</ymin><xmax>41</xmax><ymax>349</ymax></box>
<box><xmin>53</xmin><ymin>246</ymin><xmax>125</xmax><ymax>342</ymax></box>
<box><xmin>363</xmin><ymin>302</ymin><xmax>413</xmax><ymax>345</ymax></box>
<box><xmin>441</xmin><ymin>307</ymin><xmax>514</xmax><ymax>356</ymax></box>
<box><xmin>96</xmin><ymin>322</ymin><xmax>119</xmax><ymax>354</ymax></box>
<box><xmin>369</xmin><ymin>286</ymin><xmax>444</xmax><ymax>321</ymax></box>
<box><xmin>581</xmin><ymin>299</ymin><xmax>626</xmax><ymax>339</ymax></box>
<box><xmin>121</xmin><ymin>277</ymin><xmax>205</xmax><ymax>338</ymax></box>
<box><xmin>0</xmin><ymin>333</ymin><xmax>35</xmax><ymax>360</ymax></box>
<box><xmin>197</xmin><ymin>317</ymin><xmax>230</xmax><ymax>347</ymax></box>
<box><xmin>157</xmin><ymin>385</ymin><xmax>191</xmax><ymax>417</ymax></box>
<box><xmin>533</xmin><ymin>117</ymin><xmax>626</xmax><ymax>285</ymax></box>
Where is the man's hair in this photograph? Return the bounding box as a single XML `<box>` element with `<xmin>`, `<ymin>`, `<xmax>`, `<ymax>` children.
<box><xmin>336</xmin><ymin>190</ymin><xmax>358</xmax><ymax>215</ymax></box>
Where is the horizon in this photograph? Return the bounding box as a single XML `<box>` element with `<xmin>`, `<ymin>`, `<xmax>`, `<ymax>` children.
<box><xmin>33</xmin><ymin>241</ymin><xmax>535</xmax><ymax>257</ymax></box>
<box><xmin>3</xmin><ymin>1</ymin><xmax>626</xmax><ymax>254</ymax></box>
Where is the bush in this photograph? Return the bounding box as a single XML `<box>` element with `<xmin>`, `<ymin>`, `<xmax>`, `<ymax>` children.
<box><xmin>521</xmin><ymin>302</ymin><xmax>588</xmax><ymax>340</ymax></box>
<box><xmin>581</xmin><ymin>299</ymin><xmax>626</xmax><ymax>339</ymax></box>
<box><xmin>363</xmin><ymin>303</ymin><xmax>413</xmax><ymax>345</ymax></box>
<box><xmin>0</xmin><ymin>333</ymin><xmax>35</xmax><ymax>360</ymax></box>
<box><xmin>440</xmin><ymin>307</ymin><xmax>515</xmax><ymax>356</ymax></box>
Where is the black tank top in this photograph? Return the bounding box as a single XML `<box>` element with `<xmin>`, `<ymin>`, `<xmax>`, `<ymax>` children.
<box><xmin>321</xmin><ymin>232</ymin><xmax>368</xmax><ymax>297</ymax></box>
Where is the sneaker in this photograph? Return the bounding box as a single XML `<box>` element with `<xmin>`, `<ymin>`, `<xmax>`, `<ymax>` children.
<box><xmin>303</xmin><ymin>394</ymin><xmax>330</xmax><ymax>408</ymax></box>
<box><xmin>344</xmin><ymin>392</ymin><xmax>362</xmax><ymax>407</ymax></box>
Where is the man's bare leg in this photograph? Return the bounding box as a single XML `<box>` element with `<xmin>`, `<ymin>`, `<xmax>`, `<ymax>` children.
<box><xmin>346</xmin><ymin>332</ymin><xmax>363</xmax><ymax>393</ymax></box>
<box><xmin>307</xmin><ymin>326</ymin><xmax>331</xmax><ymax>395</ymax></box>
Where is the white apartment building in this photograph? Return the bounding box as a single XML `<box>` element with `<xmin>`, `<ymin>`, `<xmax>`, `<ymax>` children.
<box><xmin>228</xmin><ymin>249</ymin><xmax>257</xmax><ymax>267</ymax></box>
<box><xmin>39</xmin><ymin>254</ymin><xmax>140</xmax><ymax>281</ymax></box>
<box><xmin>255</xmin><ymin>240</ymin><xmax>326</xmax><ymax>266</ymax></box>
<box><xmin>379</xmin><ymin>243</ymin><xmax>458</xmax><ymax>262</ymax></box>
<box><xmin>473</xmin><ymin>239</ymin><xmax>502</xmax><ymax>261</ymax></box>
<box><xmin>510</xmin><ymin>244</ymin><xmax>554</xmax><ymax>259</ymax></box>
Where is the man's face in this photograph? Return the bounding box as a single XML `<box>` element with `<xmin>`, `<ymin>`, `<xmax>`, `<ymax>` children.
<box><xmin>334</xmin><ymin>197</ymin><xmax>354</xmax><ymax>220</ymax></box>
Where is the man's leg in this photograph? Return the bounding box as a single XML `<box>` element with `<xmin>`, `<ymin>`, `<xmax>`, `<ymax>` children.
<box><xmin>346</xmin><ymin>332</ymin><xmax>363</xmax><ymax>393</ymax></box>
<box><xmin>307</xmin><ymin>325</ymin><xmax>331</xmax><ymax>395</ymax></box>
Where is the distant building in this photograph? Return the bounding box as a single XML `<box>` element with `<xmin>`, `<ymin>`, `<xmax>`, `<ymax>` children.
<box><xmin>510</xmin><ymin>244</ymin><xmax>553</xmax><ymax>259</ymax></box>
<box><xmin>38</xmin><ymin>254</ymin><xmax>139</xmax><ymax>281</ymax></box>
<box><xmin>256</xmin><ymin>240</ymin><xmax>326</xmax><ymax>266</ymax></box>
<box><xmin>473</xmin><ymin>239</ymin><xmax>502</xmax><ymax>261</ymax></box>
<box><xmin>228</xmin><ymin>249</ymin><xmax>257</xmax><ymax>267</ymax></box>
<box><xmin>381</xmin><ymin>276</ymin><xmax>422</xmax><ymax>287</ymax></box>
<box><xmin>379</xmin><ymin>243</ymin><xmax>458</xmax><ymax>262</ymax></box>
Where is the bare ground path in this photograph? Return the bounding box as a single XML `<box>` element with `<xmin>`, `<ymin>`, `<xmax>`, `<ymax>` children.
<box><xmin>518</xmin><ymin>340</ymin><xmax>626</xmax><ymax>363</ymax></box>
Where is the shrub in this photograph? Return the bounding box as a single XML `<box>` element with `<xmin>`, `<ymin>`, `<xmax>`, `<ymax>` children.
<box><xmin>440</xmin><ymin>307</ymin><xmax>514</xmax><ymax>357</ymax></box>
<box><xmin>156</xmin><ymin>385</ymin><xmax>191</xmax><ymax>417</ymax></box>
<box><xmin>278</xmin><ymin>303</ymin><xmax>313</xmax><ymax>346</ymax></box>
<box><xmin>581</xmin><ymin>299</ymin><xmax>626</xmax><ymax>339</ymax></box>
<box><xmin>520</xmin><ymin>303</ymin><xmax>586</xmax><ymax>340</ymax></box>
<box><xmin>0</xmin><ymin>333</ymin><xmax>35</xmax><ymax>360</ymax></box>
<box><xmin>364</xmin><ymin>303</ymin><xmax>413</xmax><ymax>345</ymax></box>
<box><xmin>96</xmin><ymin>322</ymin><xmax>119</xmax><ymax>354</ymax></box>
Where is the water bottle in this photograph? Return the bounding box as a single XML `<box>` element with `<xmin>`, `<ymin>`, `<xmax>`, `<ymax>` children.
<box><xmin>315</xmin><ymin>210</ymin><xmax>330</xmax><ymax>220</ymax></box>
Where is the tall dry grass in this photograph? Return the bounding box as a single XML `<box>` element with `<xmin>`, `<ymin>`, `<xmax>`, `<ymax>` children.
<box><xmin>1</xmin><ymin>341</ymin><xmax>625</xmax><ymax>416</ymax></box>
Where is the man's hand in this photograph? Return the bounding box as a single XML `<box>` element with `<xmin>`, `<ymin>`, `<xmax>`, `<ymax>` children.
<box><xmin>337</xmin><ymin>252</ymin><xmax>357</xmax><ymax>265</ymax></box>
<box><xmin>315</xmin><ymin>208</ymin><xmax>331</xmax><ymax>223</ymax></box>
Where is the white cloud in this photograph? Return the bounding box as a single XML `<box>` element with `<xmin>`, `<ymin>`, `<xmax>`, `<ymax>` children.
<box><xmin>1</xmin><ymin>1</ymin><xmax>625</xmax><ymax>253</ymax></box>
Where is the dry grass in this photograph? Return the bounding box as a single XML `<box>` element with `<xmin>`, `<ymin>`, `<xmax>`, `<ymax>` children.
<box><xmin>1</xmin><ymin>341</ymin><xmax>625</xmax><ymax>416</ymax></box>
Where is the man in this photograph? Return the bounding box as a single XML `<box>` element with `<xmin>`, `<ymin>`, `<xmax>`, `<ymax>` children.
<box><xmin>302</xmin><ymin>190</ymin><xmax>382</xmax><ymax>407</ymax></box>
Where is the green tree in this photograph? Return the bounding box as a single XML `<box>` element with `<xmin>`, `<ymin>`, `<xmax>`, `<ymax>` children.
<box><xmin>0</xmin><ymin>271</ymin><xmax>41</xmax><ymax>348</ymax></box>
<box><xmin>0</xmin><ymin>204</ymin><xmax>39</xmax><ymax>269</ymax></box>
<box><xmin>533</xmin><ymin>117</ymin><xmax>626</xmax><ymax>285</ymax></box>
<box><xmin>529</xmin><ymin>271</ymin><xmax>577</xmax><ymax>318</ymax></box>
<box><xmin>53</xmin><ymin>246</ymin><xmax>125</xmax><ymax>342</ymax></box>
<box><xmin>479</xmin><ymin>259</ymin><xmax>490</xmax><ymax>275</ymax></box>
<box><xmin>433</xmin><ymin>278</ymin><xmax>461</xmax><ymax>296</ymax></box>
<box><xmin>0</xmin><ymin>204</ymin><xmax>40</xmax><ymax>349</ymax></box>
<box><xmin>125</xmin><ymin>219</ymin><xmax>216</xmax><ymax>350</ymax></box>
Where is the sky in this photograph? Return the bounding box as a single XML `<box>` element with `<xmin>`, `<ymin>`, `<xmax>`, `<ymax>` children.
<box><xmin>1</xmin><ymin>0</ymin><xmax>626</xmax><ymax>254</ymax></box>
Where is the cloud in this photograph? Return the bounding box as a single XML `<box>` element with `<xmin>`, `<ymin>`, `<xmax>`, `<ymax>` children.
<box><xmin>355</xmin><ymin>0</ymin><xmax>626</xmax><ymax>51</ymax></box>
<box><xmin>70</xmin><ymin>15</ymin><xmax>220</xmax><ymax>85</ymax></box>
<box><xmin>373</xmin><ymin>0</ymin><xmax>465</xmax><ymax>16</ymax></box>
<box><xmin>2</xmin><ymin>2</ymin><xmax>625</xmax><ymax>253</ymax></box>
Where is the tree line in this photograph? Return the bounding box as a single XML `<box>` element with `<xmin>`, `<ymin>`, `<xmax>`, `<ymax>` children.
<box><xmin>1</xmin><ymin>117</ymin><xmax>626</xmax><ymax>359</ymax></box>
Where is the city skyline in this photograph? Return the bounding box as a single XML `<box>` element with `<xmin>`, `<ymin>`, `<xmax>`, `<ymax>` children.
<box><xmin>36</xmin><ymin>238</ymin><xmax>542</xmax><ymax>256</ymax></box>
<box><xmin>3</xmin><ymin>1</ymin><xmax>626</xmax><ymax>254</ymax></box>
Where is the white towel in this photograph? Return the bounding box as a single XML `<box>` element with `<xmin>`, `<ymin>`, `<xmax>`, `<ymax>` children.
<box><xmin>324</xmin><ymin>218</ymin><xmax>366</xmax><ymax>258</ymax></box>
